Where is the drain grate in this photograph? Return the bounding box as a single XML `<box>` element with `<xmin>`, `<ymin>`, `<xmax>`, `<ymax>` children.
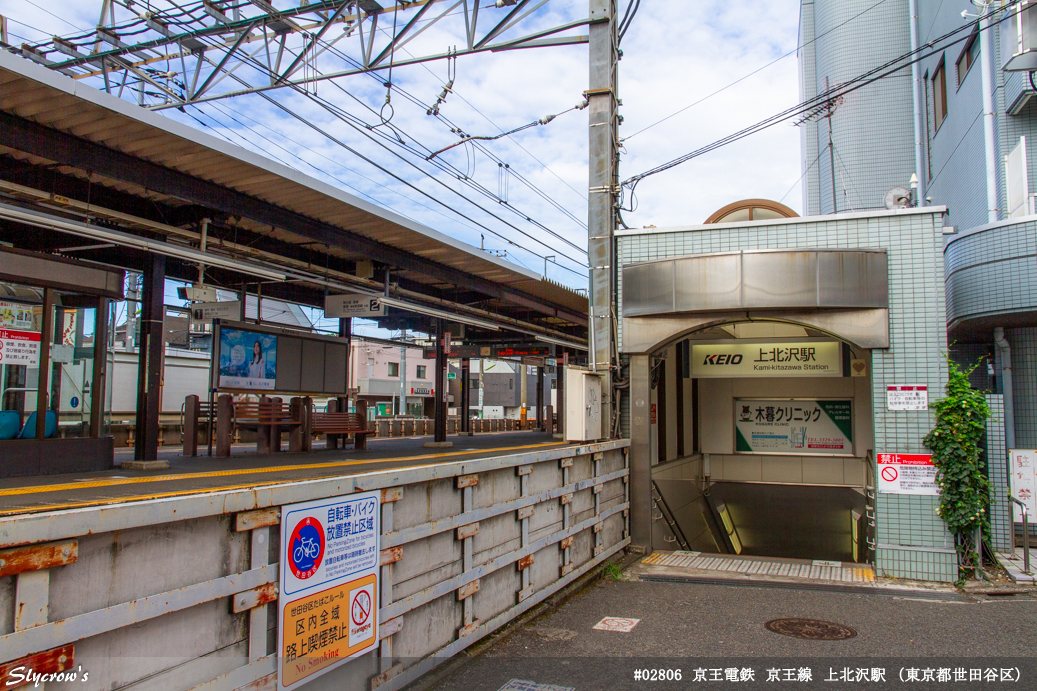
<box><xmin>764</xmin><ymin>618</ymin><xmax>857</xmax><ymax>640</ymax></box>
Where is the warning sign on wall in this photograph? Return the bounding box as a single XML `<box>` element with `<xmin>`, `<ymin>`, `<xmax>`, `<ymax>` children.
<box><xmin>1009</xmin><ymin>449</ymin><xmax>1037</xmax><ymax>522</ymax></box>
<box><xmin>886</xmin><ymin>385</ymin><xmax>928</xmax><ymax>411</ymax></box>
<box><xmin>278</xmin><ymin>491</ymin><xmax>380</xmax><ymax>690</ymax></box>
<box><xmin>877</xmin><ymin>453</ymin><xmax>939</xmax><ymax>495</ymax></box>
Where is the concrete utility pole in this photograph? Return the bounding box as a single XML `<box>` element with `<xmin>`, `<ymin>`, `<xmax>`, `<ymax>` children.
<box><xmin>587</xmin><ymin>0</ymin><xmax>619</xmax><ymax>436</ymax></box>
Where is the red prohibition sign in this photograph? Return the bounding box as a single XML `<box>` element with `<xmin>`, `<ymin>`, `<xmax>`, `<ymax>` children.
<box><xmin>881</xmin><ymin>466</ymin><xmax>898</xmax><ymax>482</ymax></box>
<box><xmin>351</xmin><ymin>590</ymin><xmax>372</xmax><ymax>626</ymax></box>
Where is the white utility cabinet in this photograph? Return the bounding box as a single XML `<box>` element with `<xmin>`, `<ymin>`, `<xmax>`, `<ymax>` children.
<box><xmin>565</xmin><ymin>366</ymin><xmax>603</xmax><ymax>441</ymax></box>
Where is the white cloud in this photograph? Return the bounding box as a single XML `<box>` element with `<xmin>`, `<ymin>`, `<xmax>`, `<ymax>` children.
<box><xmin>0</xmin><ymin>0</ymin><xmax>804</xmax><ymax>289</ymax></box>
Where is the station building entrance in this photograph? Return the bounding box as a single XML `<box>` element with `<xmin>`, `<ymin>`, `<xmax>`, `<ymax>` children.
<box><xmin>644</xmin><ymin>323</ymin><xmax>872</xmax><ymax>563</ymax></box>
<box><xmin>619</xmin><ymin>208</ymin><xmax>973</xmax><ymax>582</ymax></box>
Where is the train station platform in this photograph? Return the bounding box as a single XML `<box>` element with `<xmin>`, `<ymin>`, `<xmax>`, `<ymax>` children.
<box><xmin>0</xmin><ymin>430</ymin><xmax>564</xmax><ymax>517</ymax></box>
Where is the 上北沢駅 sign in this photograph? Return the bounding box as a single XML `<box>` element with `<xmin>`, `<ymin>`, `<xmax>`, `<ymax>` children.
<box><xmin>735</xmin><ymin>399</ymin><xmax>853</xmax><ymax>456</ymax></box>
<box><xmin>690</xmin><ymin>341</ymin><xmax>842</xmax><ymax>377</ymax></box>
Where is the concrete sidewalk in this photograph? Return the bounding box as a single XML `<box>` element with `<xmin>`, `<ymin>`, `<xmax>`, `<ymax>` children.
<box><xmin>417</xmin><ymin>555</ymin><xmax>1037</xmax><ymax>691</ymax></box>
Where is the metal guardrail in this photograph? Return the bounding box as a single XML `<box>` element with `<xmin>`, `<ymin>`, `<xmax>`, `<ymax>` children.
<box><xmin>1010</xmin><ymin>496</ymin><xmax>1031</xmax><ymax>574</ymax></box>
<box><xmin>0</xmin><ymin>439</ymin><xmax>630</xmax><ymax>691</ymax></box>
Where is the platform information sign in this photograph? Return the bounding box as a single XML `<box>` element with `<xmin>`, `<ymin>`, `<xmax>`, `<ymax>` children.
<box><xmin>876</xmin><ymin>453</ymin><xmax>939</xmax><ymax>495</ymax></box>
<box><xmin>278</xmin><ymin>491</ymin><xmax>380</xmax><ymax>690</ymax></box>
<box><xmin>734</xmin><ymin>398</ymin><xmax>853</xmax><ymax>456</ymax></box>
<box><xmin>1009</xmin><ymin>449</ymin><xmax>1037</xmax><ymax>521</ymax></box>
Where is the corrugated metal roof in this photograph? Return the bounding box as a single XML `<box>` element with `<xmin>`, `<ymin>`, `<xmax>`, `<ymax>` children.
<box><xmin>0</xmin><ymin>50</ymin><xmax>587</xmax><ymax>318</ymax></box>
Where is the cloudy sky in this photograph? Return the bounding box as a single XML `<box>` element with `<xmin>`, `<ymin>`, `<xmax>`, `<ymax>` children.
<box><xmin>1</xmin><ymin>0</ymin><xmax>804</xmax><ymax>294</ymax></box>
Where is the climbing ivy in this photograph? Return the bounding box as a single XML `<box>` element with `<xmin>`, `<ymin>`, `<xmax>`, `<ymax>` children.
<box><xmin>922</xmin><ymin>357</ymin><xmax>991</xmax><ymax>579</ymax></box>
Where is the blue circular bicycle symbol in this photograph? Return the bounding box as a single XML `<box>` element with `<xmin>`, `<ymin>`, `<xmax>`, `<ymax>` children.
<box><xmin>289</xmin><ymin>517</ymin><xmax>324</xmax><ymax>579</ymax></box>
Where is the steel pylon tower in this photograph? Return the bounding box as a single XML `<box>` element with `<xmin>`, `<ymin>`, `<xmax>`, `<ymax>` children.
<box><xmin>3</xmin><ymin>0</ymin><xmax>622</xmax><ymax>438</ymax></box>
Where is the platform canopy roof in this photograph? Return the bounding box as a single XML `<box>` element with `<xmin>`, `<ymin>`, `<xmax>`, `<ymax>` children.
<box><xmin>0</xmin><ymin>50</ymin><xmax>587</xmax><ymax>343</ymax></box>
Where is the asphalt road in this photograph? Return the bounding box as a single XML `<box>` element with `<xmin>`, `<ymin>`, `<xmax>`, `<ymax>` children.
<box><xmin>422</xmin><ymin>576</ymin><xmax>1037</xmax><ymax>691</ymax></box>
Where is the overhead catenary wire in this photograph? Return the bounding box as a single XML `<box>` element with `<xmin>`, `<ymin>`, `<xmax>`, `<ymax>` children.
<box><xmin>21</xmin><ymin>0</ymin><xmax>593</xmax><ymax>276</ymax></box>
<box><xmin>624</xmin><ymin>0</ymin><xmax>893</xmax><ymax>140</ymax></box>
<box><xmin>621</xmin><ymin>0</ymin><xmax>1021</xmax><ymax>200</ymax></box>
<box><xmin>183</xmin><ymin>29</ymin><xmax>591</xmax><ymax>269</ymax></box>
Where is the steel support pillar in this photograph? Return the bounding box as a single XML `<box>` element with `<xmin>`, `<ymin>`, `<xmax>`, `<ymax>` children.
<box><xmin>35</xmin><ymin>288</ymin><xmax>54</xmax><ymax>441</ymax></box>
<box><xmin>134</xmin><ymin>253</ymin><xmax>165</xmax><ymax>461</ymax></box>
<box><xmin>536</xmin><ymin>365</ymin><xmax>544</xmax><ymax>431</ymax></box>
<box><xmin>427</xmin><ymin>319</ymin><xmax>451</xmax><ymax>447</ymax></box>
<box><xmin>89</xmin><ymin>297</ymin><xmax>110</xmax><ymax>438</ymax></box>
<box><xmin>338</xmin><ymin>317</ymin><xmax>352</xmax><ymax>415</ymax></box>
<box><xmin>460</xmin><ymin>357</ymin><xmax>471</xmax><ymax>436</ymax></box>
<box><xmin>588</xmin><ymin>0</ymin><xmax>619</xmax><ymax>436</ymax></box>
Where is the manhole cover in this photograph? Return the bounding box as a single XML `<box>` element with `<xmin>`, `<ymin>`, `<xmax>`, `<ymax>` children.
<box><xmin>764</xmin><ymin>618</ymin><xmax>857</xmax><ymax>640</ymax></box>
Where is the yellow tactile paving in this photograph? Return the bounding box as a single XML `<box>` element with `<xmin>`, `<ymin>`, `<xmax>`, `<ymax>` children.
<box><xmin>640</xmin><ymin>551</ymin><xmax>877</xmax><ymax>583</ymax></box>
<box><xmin>0</xmin><ymin>442</ymin><xmax>565</xmax><ymax>516</ymax></box>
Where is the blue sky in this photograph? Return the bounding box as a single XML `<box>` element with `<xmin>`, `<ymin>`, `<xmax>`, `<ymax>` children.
<box><xmin>2</xmin><ymin>0</ymin><xmax>804</xmax><ymax>335</ymax></box>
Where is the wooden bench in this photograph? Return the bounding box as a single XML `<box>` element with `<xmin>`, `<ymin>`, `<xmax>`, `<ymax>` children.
<box><xmin>310</xmin><ymin>411</ymin><xmax>373</xmax><ymax>450</ymax></box>
<box><xmin>215</xmin><ymin>397</ymin><xmax>302</xmax><ymax>455</ymax></box>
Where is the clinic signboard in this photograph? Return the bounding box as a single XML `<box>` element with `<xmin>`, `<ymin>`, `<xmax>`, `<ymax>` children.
<box><xmin>217</xmin><ymin>327</ymin><xmax>277</xmax><ymax>390</ymax></box>
<box><xmin>278</xmin><ymin>491</ymin><xmax>380</xmax><ymax>690</ymax></box>
<box><xmin>735</xmin><ymin>399</ymin><xmax>853</xmax><ymax>455</ymax></box>
<box><xmin>691</xmin><ymin>341</ymin><xmax>842</xmax><ymax>377</ymax></box>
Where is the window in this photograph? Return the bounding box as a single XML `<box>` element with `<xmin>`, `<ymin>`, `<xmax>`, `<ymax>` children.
<box><xmin>509</xmin><ymin>379</ymin><xmax>514</xmax><ymax>390</ymax></box>
<box><xmin>416</xmin><ymin>365</ymin><xmax>427</xmax><ymax>379</ymax></box>
<box><xmin>470</xmin><ymin>378</ymin><xmax>479</xmax><ymax>388</ymax></box>
<box><xmin>956</xmin><ymin>34</ymin><xmax>980</xmax><ymax>86</ymax></box>
<box><xmin>923</xmin><ymin>70</ymin><xmax>933</xmax><ymax>178</ymax></box>
<box><xmin>387</xmin><ymin>362</ymin><xmax>399</xmax><ymax>377</ymax></box>
<box><xmin>933</xmin><ymin>60</ymin><xmax>948</xmax><ymax>131</ymax></box>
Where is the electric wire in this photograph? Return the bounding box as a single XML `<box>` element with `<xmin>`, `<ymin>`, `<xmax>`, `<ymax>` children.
<box><xmin>621</xmin><ymin>1</ymin><xmax>1020</xmax><ymax>199</ymax></box>
<box><xmin>184</xmin><ymin>29</ymin><xmax>591</xmax><ymax>268</ymax></box>
<box><xmin>18</xmin><ymin>0</ymin><xmax>592</xmax><ymax>273</ymax></box>
<box><xmin>624</xmin><ymin>0</ymin><xmax>893</xmax><ymax>140</ymax></box>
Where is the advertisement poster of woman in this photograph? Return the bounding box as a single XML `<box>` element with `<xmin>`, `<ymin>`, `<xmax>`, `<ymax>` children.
<box><xmin>218</xmin><ymin>328</ymin><xmax>277</xmax><ymax>390</ymax></box>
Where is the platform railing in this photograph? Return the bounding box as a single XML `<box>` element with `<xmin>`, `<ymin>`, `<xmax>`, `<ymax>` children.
<box><xmin>0</xmin><ymin>438</ymin><xmax>630</xmax><ymax>691</ymax></box>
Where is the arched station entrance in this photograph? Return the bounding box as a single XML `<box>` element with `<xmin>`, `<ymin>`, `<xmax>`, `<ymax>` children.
<box><xmin>641</xmin><ymin>318</ymin><xmax>873</xmax><ymax>563</ymax></box>
<box><xmin>623</xmin><ymin>247</ymin><xmax>891</xmax><ymax>567</ymax></box>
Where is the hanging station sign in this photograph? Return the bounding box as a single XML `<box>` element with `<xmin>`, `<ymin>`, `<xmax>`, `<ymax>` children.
<box><xmin>735</xmin><ymin>399</ymin><xmax>853</xmax><ymax>456</ymax></box>
<box><xmin>691</xmin><ymin>341</ymin><xmax>842</xmax><ymax>378</ymax></box>
<box><xmin>278</xmin><ymin>491</ymin><xmax>381</xmax><ymax>690</ymax></box>
<box><xmin>324</xmin><ymin>294</ymin><xmax>386</xmax><ymax>318</ymax></box>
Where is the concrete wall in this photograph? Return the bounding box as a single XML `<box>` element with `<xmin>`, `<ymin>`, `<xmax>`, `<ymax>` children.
<box><xmin>0</xmin><ymin>441</ymin><xmax>629</xmax><ymax>691</ymax></box>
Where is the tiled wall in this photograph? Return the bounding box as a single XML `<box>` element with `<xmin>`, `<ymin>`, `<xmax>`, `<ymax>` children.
<box><xmin>799</xmin><ymin>0</ymin><xmax>915</xmax><ymax>216</ymax></box>
<box><xmin>945</xmin><ymin>221</ymin><xmax>1037</xmax><ymax>327</ymax></box>
<box><xmin>986</xmin><ymin>394</ymin><xmax>1011</xmax><ymax>551</ymax></box>
<box><xmin>618</xmin><ymin>208</ymin><xmax>957</xmax><ymax>581</ymax></box>
<box><xmin>1007</xmin><ymin>328</ymin><xmax>1037</xmax><ymax>448</ymax></box>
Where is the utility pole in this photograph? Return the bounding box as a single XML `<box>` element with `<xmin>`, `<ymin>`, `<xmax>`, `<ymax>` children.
<box><xmin>587</xmin><ymin>0</ymin><xmax>619</xmax><ymax>436</ymax></box>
